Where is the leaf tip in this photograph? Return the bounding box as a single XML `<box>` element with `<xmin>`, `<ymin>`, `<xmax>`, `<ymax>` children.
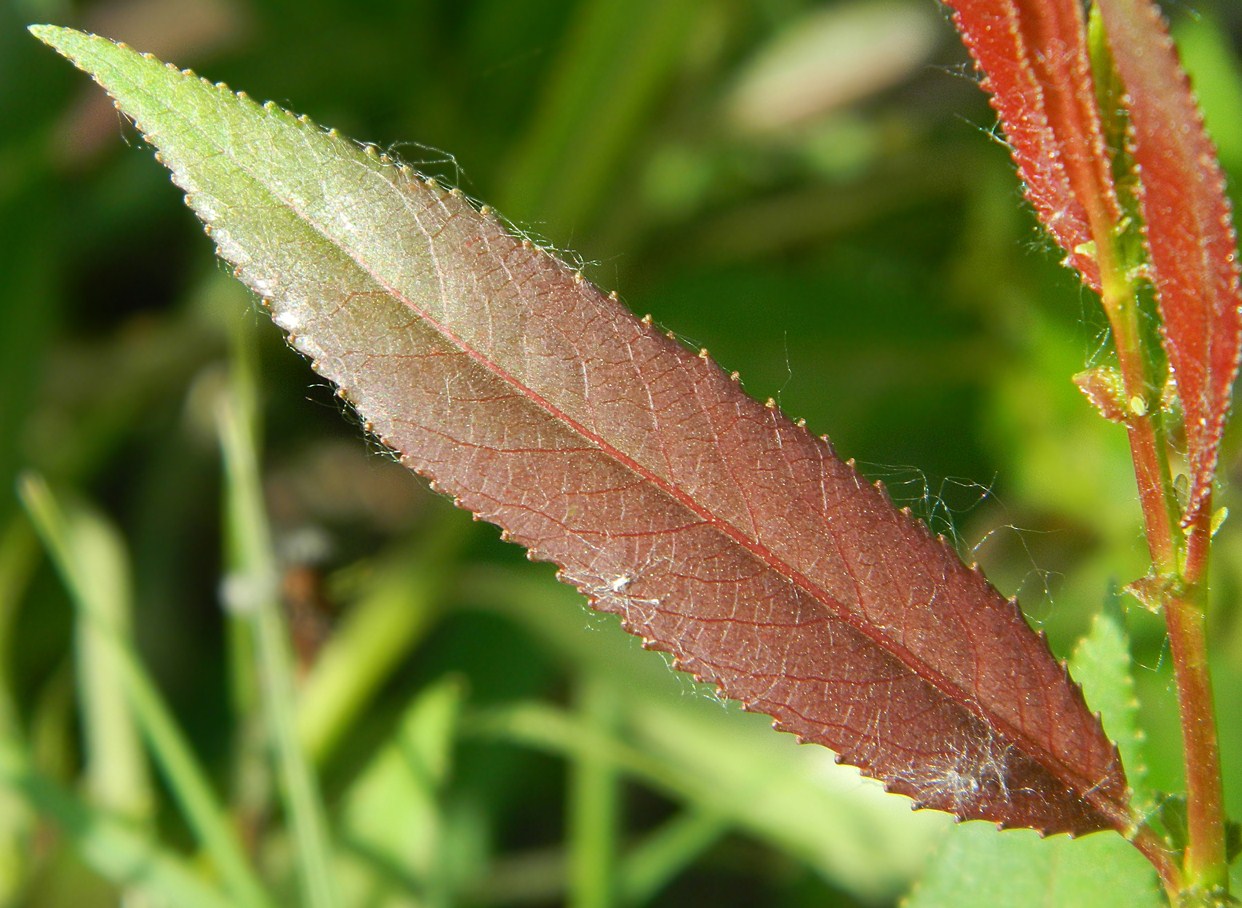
<box><xmin>28</xmin><ymin>24</ymin><xmax>97</xmax><ymax>65</ymax></box>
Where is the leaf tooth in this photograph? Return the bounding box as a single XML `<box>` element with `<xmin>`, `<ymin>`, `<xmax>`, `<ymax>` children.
<box><xmin>665</xmin><ymin>330</ymin><xmax>677</xmax><ymax>341</ymax></box>
<box><xmin>573</xmin><ymin>271</ymin><xmax>585</xmax><ymax>284</ymax></box>
<box><xmin>641</xmin><ymin>313</ymin><xmax>653</xmax><ymax>325</ymax></box>
<box><xmin>795</xmin><ymin>418</ymin><xmax>806</xmax><ymax>428</ymax></box>
<box><xmin>730</xmin><ymin>371</ymin><xmax>740</xmax><ymax>382</ymax></box>
<box><xmin>764</xmin><ymin>397</ymin><xmax>776</xmax><ymax>410</ymax></box>
<box><xmin>607</xmin><ymin>290</ymin><xmax>619</xmax><ymax>301</ymax></box>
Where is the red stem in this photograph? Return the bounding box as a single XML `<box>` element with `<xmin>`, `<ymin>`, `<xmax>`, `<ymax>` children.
<box><xmin>1134</xmin><ymin>822</ymin><xmax>1185</xmax><ymax>901</ymax></box>
<box><xmin>1101</xmin><ymin>230</ymin><xmax>1227</xmax><ymax>897</ymax></box>
<box><xmin>1168</xmin><ymin>511</ymin><xmax>1228</xmax><ymax>892</ymax></box>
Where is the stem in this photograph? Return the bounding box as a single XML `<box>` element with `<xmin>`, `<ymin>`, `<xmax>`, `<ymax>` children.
<box><xmin>1167</xmin><ymin>512</ymin><xmax>1228</xmax><ymax>893</ymax></box>
<box><xmin>1133</xmin><ymin>822</ymin><xmax>1184</xmax><ymax>901</ymax></box>
<box><xmin>1098</xmin><ymin>242</ymin><xmax>1229</xmax><ymax>896</ymax></box>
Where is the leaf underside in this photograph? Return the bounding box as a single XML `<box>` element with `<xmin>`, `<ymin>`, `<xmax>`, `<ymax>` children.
<box><xmin>1095</xmin><ymin>0</ymin><xmax>1242</xmax><ymax>525</ymax></box>
<box><xmin>33</xmin><ymin>26</ymin><xmax>1131</xmax><ymax>836</ymax></box>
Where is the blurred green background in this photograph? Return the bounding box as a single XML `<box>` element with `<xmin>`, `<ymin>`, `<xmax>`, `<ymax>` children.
<box><xmin>3</xmin><ymin>0</ymin><xmax>1242</xmax><ymax>905</ymax></box>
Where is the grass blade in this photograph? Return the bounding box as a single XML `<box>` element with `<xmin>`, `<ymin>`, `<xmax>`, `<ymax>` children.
<box><xmin>17</xmin><ymin>473</ymin><xmax>274</xmax><ymax>908</ymax></box>
<box><xmin>216</xmin><ymin>324</ymin><xmax>341</xmax><ymax>908</ymax></box>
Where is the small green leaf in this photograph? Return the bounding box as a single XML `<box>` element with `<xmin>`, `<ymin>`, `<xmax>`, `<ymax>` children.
<box><xmin>903</xmin><ymin>823</ymin><xmax>1162</xmax><ymax>908</ymax></box>
<box><xmin>1070</xmin><ymin>595</ymin><xmax>1148</xmax><ymax>810</ymax></box>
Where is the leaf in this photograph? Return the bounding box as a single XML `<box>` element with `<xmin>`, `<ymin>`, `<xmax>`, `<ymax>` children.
<box><xmin>904</xmin><ymin>823</ymin><xmax>1163</xmax><ymax>908</ymax></box>
<box><xmin>1072</xmin><ymin>366</ymin><xmax>1130</xmax><ymax>424</ymax></box>
<box><xmin>1067</xmin><ymin>596</ymin><xmax>1147</xmax><ymax>811</ymax></box>
<box><xmin>31</xmin><ymin>25</ymin><xmax>1130</xmax><ymax>836</ymax></box>
<box><xmin>906</xmin><ymin>604</ymin><xmax>1162</xmax><ymax>908</ymax></box>
<box><xmin>1095</xmin><ymin>0</ymin><xmax>1242</xmax><ymax>525</ymax></box>
<box><xmin>941</xmin><ymin>0</ymin><xmax>1120</xmax><ymax>290</ymax></box>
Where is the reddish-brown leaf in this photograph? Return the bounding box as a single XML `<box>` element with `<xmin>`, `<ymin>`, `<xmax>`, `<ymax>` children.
<box><xmin>34</xmin><ymin>26</ymin><xmax>1132</xmax><ymax>836</ymax></box>
<box><xmin>1095</xmin><ymin>0</ymin><xmax>1242</xmax><ymax>524</ymax></box>
<box><xmin>942</xmin><ymin>0</ymin><xmax>1120</xmax><ymax>290</ymax></box>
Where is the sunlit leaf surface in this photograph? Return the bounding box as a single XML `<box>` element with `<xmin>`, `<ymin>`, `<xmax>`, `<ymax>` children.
<box><xmin>32</xmin><ymin>24</ymin><xmax>1131</xmax><ymax>836</ymax></box>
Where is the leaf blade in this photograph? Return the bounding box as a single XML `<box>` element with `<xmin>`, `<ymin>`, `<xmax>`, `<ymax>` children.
<box><xmin>1095</xmin><ymin>0</ymin><xmax>1242</xmax><ymax>524</ymax></box>
<box><xmin>31</xmin><ymin>24</ymin><xmax>1129</xmax><ymax>837</ymax></box>
<box><xmin>941</xmin><ymin>0</ymin><xmax>1121</xmax><ymax>290</ymax></box>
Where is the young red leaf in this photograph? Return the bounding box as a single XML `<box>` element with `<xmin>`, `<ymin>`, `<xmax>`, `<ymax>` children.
<box><xmin>1095</xmin><ymin>0</ymin><xmax>1242</xmax><ymax>525</ymax></box>
<box><xmin>32</xmin><ymin>26</ymin><xmax>1133</xmax><ymax>837</ymax></box>
<box><xmin>942</xmin><ymin>0</ymin><xmax>1120</xmax><ymax>290</ymax></box>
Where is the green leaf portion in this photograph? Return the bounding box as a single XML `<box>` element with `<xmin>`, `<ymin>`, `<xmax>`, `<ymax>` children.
<box><xmin>336</xmin><ymin>676</ymin><xmax>467</xmax><ymax>905</ymax></box>
<box><xmin>1071</xmin><ymin>597</ymin><xmax>1148</xmax><ymax>811</ymax></box>
<box><xmin>903</xmin><ymin>824</ymin><xmax>1162</xmax><ymax>908</ymax></box>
